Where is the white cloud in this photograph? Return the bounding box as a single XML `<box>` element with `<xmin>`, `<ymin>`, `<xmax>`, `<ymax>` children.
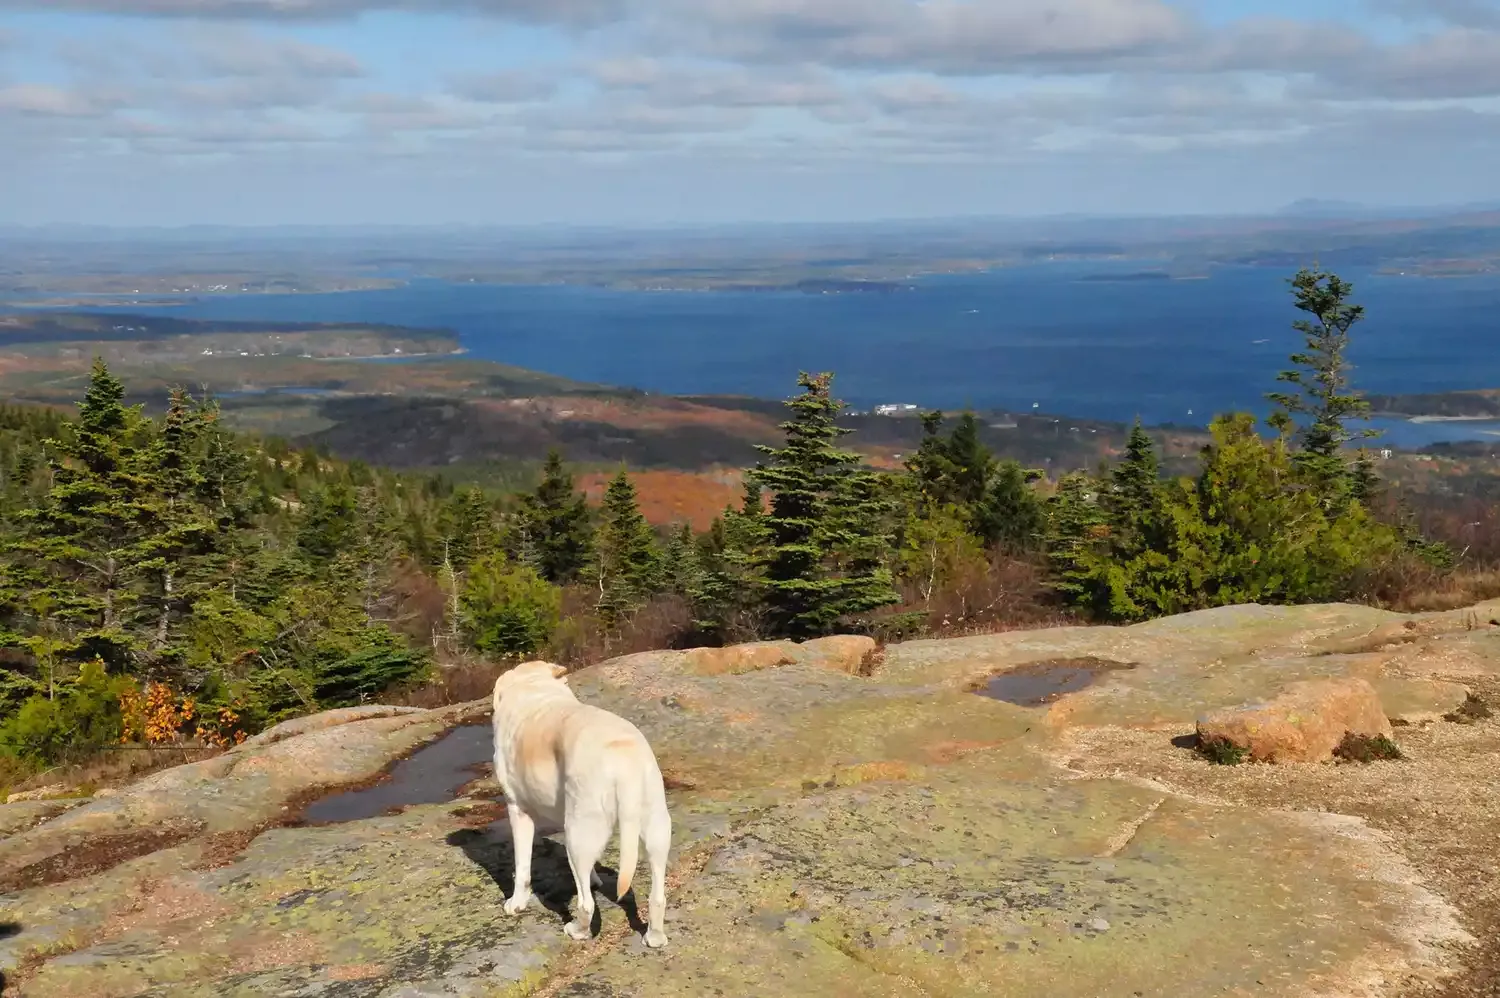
<box><xmin>0</xmin><ymin>0</ymin><xmax>626</xmax><ymax>26</ymax></box>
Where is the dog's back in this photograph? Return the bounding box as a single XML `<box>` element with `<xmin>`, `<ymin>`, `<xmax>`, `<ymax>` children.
<box><xmin>491</xmin><ymin>664</ymin><xmax>671</xmax><ymax>904</ymax></box>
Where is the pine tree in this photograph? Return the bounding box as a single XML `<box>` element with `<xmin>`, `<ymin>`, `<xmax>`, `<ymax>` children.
<box><xmin>593</xmin><ymin>469</ymin><xmax>664</xmax><ymax>625</ymax></box>
<box><xmin>296</xmin><ymin>482</ymin><xmax>359</xmax><ymax>561</ymax></box>
<box><xmin>193</xmin><ymin>397</ymin><xmax>257</xmax><ymax>530</ymax></box>
<box><xmin>1103</xmin><ymin>420</ymin><xmax>1162</xmax><ymax>551</ymax></box>
<box><xmin>1349</xmin><ymin>448</ymin><xmax>1380</xmax><ymax>506</ymax></box>
<box><xmin>1043</xmin><ymin>471</ymin><xmax>1107</xmax><ymax>603</ymax></box>
<box><xmin>749</xmin><ymin>372</ymin><xmax>899</xmax><ymax>638</ymax></box>
<box><xmin>943</xmin><ymin>411</ymin><xmax>995</xmax><ymax>508</ymax></box>
<box><xmin>692</xmin><ymin>481</ymin><xmax>771</xmax><ymax>640</ymax></box>
<box><xmin>973</xmin><ymin>460</ymin><xmax>1046</xmax><ymax>551</ymax></box>
<box><xmin>904</xmin><ymin>410</ymin><xmax>994</xmax><ymax>510</ymax></box>
<box><xmin>134</xmin><ymin>387</ymin><xmax>217</xmax><ymax>664</ymax></box>
<box><xmin>513</xmin><ymin>450</ymin><xmax>593</xmax><ymax>584</ymax></box>
<box><xmin>440</xmin><ymin>486</ymin><xmax>499</xmax><ymax>571</ymax></box>
<box><xmin>1266</xmin><ymin>267</ymin><xmax>1380</xmax><ymax>504</ymax></box>
<box><xmin>663</xmin><ymin>523</ymin><xmax>702</xmax><ymax>597</ymax></box>
<box><xmin>9</xmin><ymin>359</ymin><xmax>152</xmax><ymax>666</ymax></box>
<box><xmin>905</xmin><ymin>411</ymin><xmax>955</xmax><ymax>504</ymax></box>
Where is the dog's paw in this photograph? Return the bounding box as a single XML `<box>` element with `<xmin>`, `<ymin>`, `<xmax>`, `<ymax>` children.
<box><xmin>503</xmin><ymin>891</ymin><xmax>532</xmax><ymax>915</ymax></box>
<box><xmin>643</xmin><ymin>928</ymin><xmax>669</xmax><ymax>949</ymax></box>
<box><xmin>564</xmin><ymin>919</ymin><xmax>593</xmax><ymax>941</ymax></box>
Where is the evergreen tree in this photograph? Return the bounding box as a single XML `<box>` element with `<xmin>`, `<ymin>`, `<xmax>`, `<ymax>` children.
<box><xmin>9</xmin><ymin>359</ymin><xmax>153</xmax><ymax>666</ymax></box>
<box><xmin>748</xmin><ymin>372</ymin><xmax>899</xmax><ymax>638</ymax></box>
<box><xmin>440</xmin><ymin>486</ymin><xmax>500</xmax><ymax>571</ymax></box>
<box><xmin>460</xmin><ymin>553</ymin><xmax>560</xmax><ymax>657</ymax></box>
<box><xmin>1266</xmin><ymin>267</ymin><xmax>1379</xmax><ymax>503</ymax></box>
<box><xmin>1043</xmin><ymin>471</ymin><xmax>1107</xmax><ymax>604</ymax></box>
<box><xmin>1102</xmin><ymin>420</ymin><xmax>1162</xmax><ymax>552</ymax></box>
<box><xmin>513</xmin><ymin>450</ymin><xmax>593</xmax><ymax>584</ymax></box>
<box><xmin>973</xmin><ymin>460</ymin><xmax>1046</xmax><ymax>551</ymax></box>
<box><xmin>593</xmin><ymin>469</ymin><xmax>664</xmax><ymax>624</ymax></box>
<box><xmin>904</xmin><ymin>410</ymin><xmax>994</xmax><ymax>510</ymax></box>
<box><xmin>193</xmin><ymin>397</ymin><xmax>257</xmax><ymax>530</ymax></box>
<box><xmin>134</xmin><ymin>388</ymin><xmax>217</xmax><ymax>665</ymax></box>
<box><xmin>296</xmin><ymin>482</ymin><xmax>359</xmax><ymax>561</ymax></box>
<box><xmin>692</xmin><ymin>481</ymin><xmax>771</xmax><ymax>640</ymax></box>
<box><xmin>943</xmin><ymin>411</ymin><xmax>995</xmax><ymax>508</ymax></box>
<box><xmin>905</xmin><ymin>411</ymin><xmax>956</xmax><ymax>505</ymax></box>
<box><xmin>663</xmin><ymin>523</ymin><xmax>702</xmax><ymax>597</ymax></box>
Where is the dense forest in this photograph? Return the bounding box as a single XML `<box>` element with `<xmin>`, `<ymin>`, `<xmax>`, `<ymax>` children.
<box><xmin>0</xmin><ymin>268</ymin><xmax>1481</xmax><ymax>778</ymax></box>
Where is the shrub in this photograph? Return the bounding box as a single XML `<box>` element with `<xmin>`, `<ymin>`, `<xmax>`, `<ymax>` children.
<box><xmin>460</xmin><ymin>554</ymin><xmax>562</xmax><ymax>657</ymax></box>
<box><xmin>0</xmin><ymin>659</ymin><xmax>132</xmax><ymax>769</ymax></box>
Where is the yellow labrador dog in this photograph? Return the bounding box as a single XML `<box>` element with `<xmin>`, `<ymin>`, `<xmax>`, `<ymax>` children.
<box><xmin>490</xmin><ymin>660</ymin><xmax>671</xmax><ymax>947</ymax></box>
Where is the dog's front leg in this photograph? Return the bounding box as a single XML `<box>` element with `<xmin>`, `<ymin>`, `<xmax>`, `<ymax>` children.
<box><xmin>504</xmin><ymin>805</ymin><xmax>536</xmax><ymax>915</ymax></box>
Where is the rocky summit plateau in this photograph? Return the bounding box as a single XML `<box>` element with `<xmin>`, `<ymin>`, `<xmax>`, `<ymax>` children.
<box><xmin>2</xmin><ymin>600</ymin><xmax>1498</xmax><ymax>998</ymax></box>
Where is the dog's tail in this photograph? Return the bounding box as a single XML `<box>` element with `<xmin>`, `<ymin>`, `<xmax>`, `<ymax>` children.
<box><xmin>615</xmin><ymin>764</ymin><xmax>643</xmax><ymax>901</ymax></box>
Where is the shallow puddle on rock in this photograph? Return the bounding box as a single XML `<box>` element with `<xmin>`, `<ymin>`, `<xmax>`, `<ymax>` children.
<box><xmin>299</xmin><ymin>722</ymin><xmax>493</xmax><ymax>824</ymax></box>
<box><xmin>974</xmin><ymin>657</ymin><xmax>1134</xmax><ymax>707</ymax></box>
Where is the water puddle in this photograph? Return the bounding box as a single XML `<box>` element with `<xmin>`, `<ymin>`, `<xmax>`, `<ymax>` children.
<box><xmin>299</xmin><ymin>722</ymin><xmax>494</xmax><ymax>825</ymax></box>
<box><xmin>973</xmin><ymin>657</ymin><xmax>1134</xmax><ymax>707</ymax></box>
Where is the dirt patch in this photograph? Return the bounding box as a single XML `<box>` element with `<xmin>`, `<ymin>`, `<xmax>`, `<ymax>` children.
<box><xmin>450</xmin><ymin>800</ymin><xmax>508</xmax><ymax>828</ymax></box>
<box><xmin>187</xmin><ymin>822</ymin><xmax>287</xmax><ymax>872</ymax></box>
<box><xmin>97</xmin><ymin>876</ymin><xmax>235</xmax><ymax>942</ymax></box>
<box><xmin>0</xmin><ymin>822</ymin><xmax>203</xmax><ymax>894</ymax></box>
<box><xmin>228</xmin><ymin>931</ymin><xmax>326</xmax><ymax>975</ymax></box>
<box><xmin>971</xmin><ymin>657</ymin><xmax>1136</xmax><ymax>707</ymax></box>
<box><xmin>660</xmin><ymin>771</ymin><xmax>699</xmax><ymax>792</ymax></box>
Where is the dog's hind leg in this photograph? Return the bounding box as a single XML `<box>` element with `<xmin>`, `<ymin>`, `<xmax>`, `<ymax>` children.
<box><xmin>642</xmin><ymin>803</ymin><xmax>671</xmax><ymax>948</ymax></box>
<box><xmin>503</xmin><ymin>806</ymin><xmax>536</xmax><ymax>915</ymax></box>
<box><xmin>562</xmin><ymin>816</ymin><xmax>610</xmax><ymax>941</ymax></box>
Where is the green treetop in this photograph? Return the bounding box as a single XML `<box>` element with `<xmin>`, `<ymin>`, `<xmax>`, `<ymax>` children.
<box><xmin>749</xmin><ymin>372</ymin><xmax>898</xmax><ymax>638</ymax></box>
<box><xmin>1266</xmin><ymin>267</ymin><xmax>1379</xmax><ymax>503</ymax></box>
<box><xmin>593</xmin><ymin>468</ymin><xmax>664</xmax><ymax>625</ymax></box>
<box><xmin>513</xmin><ymin>449</ymin><xmax>593</xmax><ymax>584</ymax></box>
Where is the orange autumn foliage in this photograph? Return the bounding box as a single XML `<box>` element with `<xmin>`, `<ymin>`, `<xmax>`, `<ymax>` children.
<box><xmin>119</xmin><ymin>682</ymin><xmax>248</xmax><ymax>750</ymax></box>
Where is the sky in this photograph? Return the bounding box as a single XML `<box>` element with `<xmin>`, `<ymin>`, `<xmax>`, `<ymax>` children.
<box><xmin>1</xmin><ymin>0</ymin><xmax>1499</xmax><ymax>226</ymax></box>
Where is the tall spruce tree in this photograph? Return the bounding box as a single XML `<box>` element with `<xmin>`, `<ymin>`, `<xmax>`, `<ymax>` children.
<box><xmin>513</xmin><ymin>450</ymin><xmax>593</xmax><ymax>584</ymax></box>
<box><xmin>904</xmin><ymin>410</ymin><xmax>994</xmax><ymax>510</ymax></box>
<box><xmin>135</xmin><ymin>387</ymin><xmax>217</xmax><ymax>663</ymax></box>
<box><xmin>593</xmin><ymin>469</ymin><xmax>663</xmax><ymax>624</ymax></box>
<box><xmin>1266</xmin><ymin>267</ymin><xmax>1379</xmax><ymax>503</ymax></box>
<box><xmin>10</xmin><ymin>359</ymin><xmax>153</xmax><ymax>666</ymax></box>
<box><xmin>692</xmin><ymin>481</ymin><xmax>771</xmax><ymax>640</ymax></box>
<box><xmin>749</xmin><ymin>372</ymin><xmax>898</xmax><ymax>638</ymax></box>
<box><xmin>973</xmin><ymin>460</ymin><xmax>1046</xmax><ymax>551</ymax></box>
<box><xmin>1102</xmin><ymin>420</ymin><xmax>1162</xmax><ymax>553</ymax></box>
<box><xmin>943</xmin><ymin>411</ymin><xmax>995</xmax><ymax>508</ymax></box>
<box><xmin>1044</xmin><ymin>471</ymin><xmax>1107</xmax><ymax>604</ymax></box>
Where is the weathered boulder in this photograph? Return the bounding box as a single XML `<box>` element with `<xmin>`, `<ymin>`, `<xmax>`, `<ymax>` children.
<box><xmin>681</xmin><ymin>640</ymin><xmax>797</xmax><ymax>675</ymax></box>
<box><xmin>793</xmin><ymin>634</ymin><xmax>878</xmax><ymax>674</ymax></box>
<box><xmin>1196</xmin><ymin>676</ymin><xmax>1394</xmax><ymax>763</ymax></box>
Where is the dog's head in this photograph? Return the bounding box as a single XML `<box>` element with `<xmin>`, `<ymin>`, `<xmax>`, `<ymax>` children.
<box><xmin>492</xmin><ymin>660</ymin><xmax>569</xmax><ymax>705</ymax></box>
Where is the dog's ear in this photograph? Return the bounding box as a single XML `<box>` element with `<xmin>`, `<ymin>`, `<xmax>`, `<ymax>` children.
<box><xmin>549</xmin><ymin>663</ymin><xmax>569</xmax><ymax>680</ymax></box>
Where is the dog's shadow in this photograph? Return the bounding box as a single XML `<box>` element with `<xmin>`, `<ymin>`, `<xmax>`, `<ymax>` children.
<box><xmin>446</xmin><ymin>825</ymin><xmax>647</xmax><ymax>937</ymax></box>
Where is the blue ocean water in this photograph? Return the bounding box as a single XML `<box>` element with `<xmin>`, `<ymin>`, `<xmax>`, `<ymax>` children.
<box><xmin>49</xmin><ymin>261</ymin><xmax>1500</xmax><ymax>440</ymax></box>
